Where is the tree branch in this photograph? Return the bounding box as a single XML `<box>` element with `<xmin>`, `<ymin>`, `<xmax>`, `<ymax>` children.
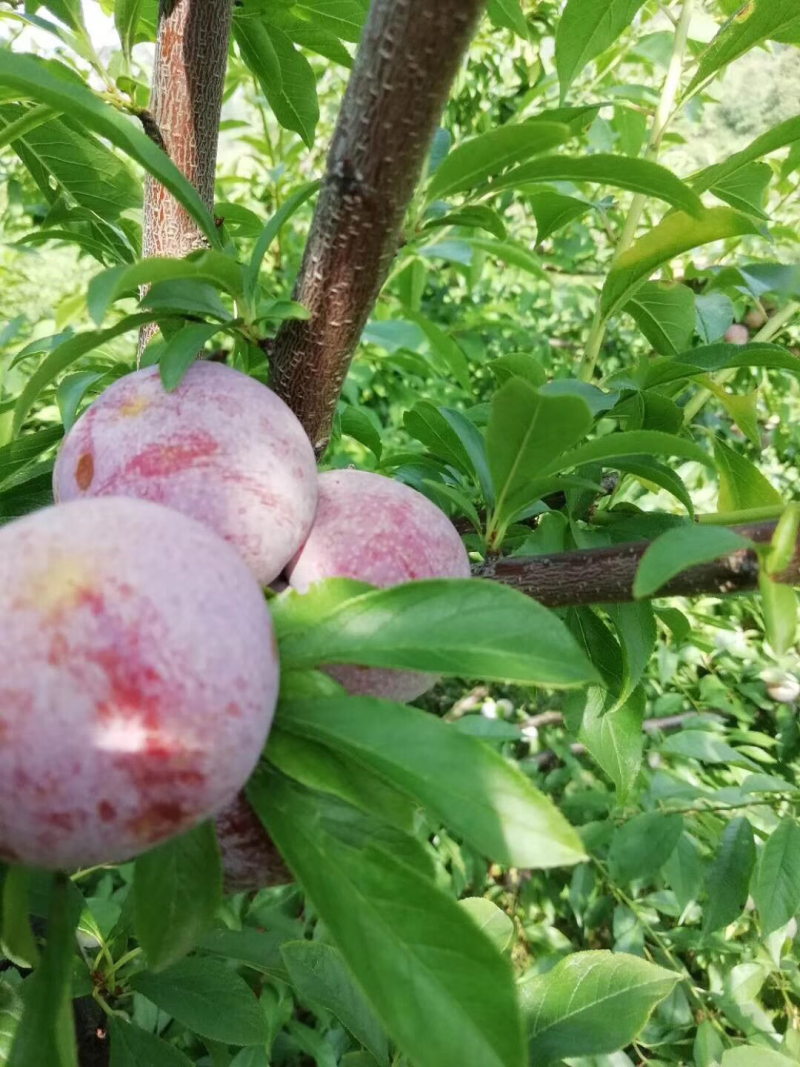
<box><xmin>479</xmin><ymin>521</ymin><xmax>800</xmax><ymax>607</ymax></box>
<box><xmin>270</xmin><ymin>0</ymin><xmax>488</xmax><ymax>453</ymax></box>
<box><xmin>139</xmin><ymin>0</ymin><xmax>234</xmax><ymax>349</ymax></box>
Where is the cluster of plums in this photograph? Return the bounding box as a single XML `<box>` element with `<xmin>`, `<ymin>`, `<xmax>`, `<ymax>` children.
<box><xmin>0</xmin><ymin>362</ymin><xmax>469</xmax><ymax>877</ymax></box>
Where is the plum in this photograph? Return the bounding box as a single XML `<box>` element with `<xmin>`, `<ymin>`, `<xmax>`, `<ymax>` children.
<box><xmin>215</xmin><ymin>793</ymin><xmax>291</xmax><ymax>893</ymax></box>
<box><xmin>54</xmin><ymin>362</ymin><xmax>318</xmax><ymax>585</ymax></box>
<box><xmin>286</xmin><ymin>468</ymin><xmax>471</xmax><ymax>702</ymax></box>
<box><xmin>0</xmin><ymin>497</ymin><xmax>279</xmax><ymax>869</ymax></box>
<box><xmin>724</xmin><ymin>323</ymin><xmax>750</xmax><ymax>346</ymax></box>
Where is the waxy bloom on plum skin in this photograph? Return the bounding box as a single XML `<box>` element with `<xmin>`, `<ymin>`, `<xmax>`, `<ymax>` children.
<box><xmin>54</xmin><ymin>362</ymin><xmax>318</xmax><ymax>585</ymax></box>
<box><xmin>0</xmin><ymin>497</ymin><xmax>279</xmax><ymax>870</ymax></box>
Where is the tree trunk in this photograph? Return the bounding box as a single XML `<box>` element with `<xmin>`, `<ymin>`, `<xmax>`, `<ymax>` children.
<box><xmin>270</xmin><ymin>0</ymin><xmax>488</xmax><ymax>453</ymax></box>
<box><xmin>139</xmin><ymin>0</ymin><xmax>234</xmax><ymax>350</ymax></box>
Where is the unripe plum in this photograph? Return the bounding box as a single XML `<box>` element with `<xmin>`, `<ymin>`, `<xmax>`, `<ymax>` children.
<box><xmin>724</xmin><ymin>323</ymin><xmax>750</xmax><ymax>346</ymax></box>
<box><xmin>0</xmin><ymin>498</ymin><xmax>279</xmax><ymax>869</ymax></box>
<box><xmin>286</xmin><ymin>469</ymin><xmax>471</xmax><ymax>702</ymax></box>
<box><xmin>54</xmin><ymin>362</ymin><xmax>318</xmax><ymax>585</ymax></box>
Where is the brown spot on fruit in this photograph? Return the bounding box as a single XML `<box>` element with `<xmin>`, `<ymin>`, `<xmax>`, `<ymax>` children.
<box><xmin>76</xmin><ymin>453</ymin><xmax>94</xmax><ymax>490</ymax></box>
<box><xmin>97</xmin><ymin>800</ymin><xmax>116</xmax><ymax>822</ymax></box>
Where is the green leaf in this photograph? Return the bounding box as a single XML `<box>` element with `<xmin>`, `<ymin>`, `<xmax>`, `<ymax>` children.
<box><xmin>0</xmin><ymin>425</ymin><xmax>63</xmax><ymax>489</ymax></box>
<box><xmin>114</xmin><ymin>0</ymin><xmax>143</xmax><ymax>59</ymax></box>
<box><xmin>56</xmin><ymin>371</ymin><xmax>103</xmax><ymax>433</ymax></box>
<box><xmin>688</xmin><ymin>0</ymin><xmax>800</xmax><ymax>92</ymax></box>
<box><xmin>281</xmin><ymin>941</ymin><xmax>389</xmax><ymax>1066</ymax></box>
<box><xmin>722</xmin><ymin>1049</ymin><xmax>798</xmax><ymax>1067</ymax></box>
<box><xmin>244</xmin><ymin>181</ymin><xmax>319</xmax><ymax>308</ymax></box>
<box><xmin>423</xmin><ymin>205</ymin><xmax>507</xmax><ymax>240</ymax></box>
<box><xmin>134</xmin><ymin>821</ymin><xmax>222</xmax><ymax>973</ymax></box>
<box><xmin>611</xmin><ymin>601</ymin><xmax>656</xmax><ymax>707</ymax></box>
<box><xmin>753</xmin><ymin>817</ymin><xmax>800</xmax><ymax>936</ymax></box>
<box><xmin>608</xmin><ymin>812</ymin><xmax>683</xmax><ymax>883</ymax></box>
<box><xmin>0</xmin><ymin>106</ymin><xmax>141</xmax><ymax>220</ymax></box>
<box><xmin>712</xmin><ymin>162</ymin><xmax>772</xmax><ymax>219</ymax></box>
<box><xmin>11</xmin><ymin>312</ymin><xmax>167</xmax><ymax>436</ymax></box>
<box><xmin>403</xmin><ymin>310</ymin><xmax>471</xmax><ymax>390</ymax></box>
<box><xmin>661</xmin><ymin>730</ymin><xmax>757</xmax><ymax>769</ymax></box>
<box><xmin>663</xmin><ymin>832</ymin><xmax>705</xmax><ymax>911</ymax></box>
<box><xmin>696</xmin><ymin>292</ymin><xmax>736</xmax><ymax>344</ymax></box>
<box><xmin>522</xmin><ymin>951</ymin><xmax>679</xmax><ymax>1064</ymax></box>
<box><xmin>248</xmin><ymin>771</ymin><xmax>526</xmax><ymax>1067</ymax></box>
<box><xmin>403</xmin><ymin>402</ymin><xmax>472</xmax><ymax>475</ymax></box>
<box><xmin>760</xmin><ymin>571</ymin><xmax>798</xmax><ymax>657</ymax></box>
<box><xmin>0</xmin><ymin>983</ymin><xmax>23</xmax><ymax>1065</ymax></box>
<box><xmin>614</xmin><ymin>457</ymin><xmax>694</xmax><ymax>517</ymax></box>
<box><xmin>692</xmin><ymin>115</ymin><xmax>800</xmax><ymax>193</ymax></box>
<box><xmin>491</xmin><ymin>155</ymin><xmax>703</xmax><ymax>217</ymax></box>
<box><xmin>703</xmin><ymin>817</ymin><xmax>756</xmax><ymax>934</ymax></box>
<box><xmin>130</xmin><ymin>959</ymin><xmax>269</xmax><ymax>1046</ymax></box>
<box><xmin>714</xmin><ymin>438</ymin><xmax>783</xmax><ymax>511</ymax></box>
<box><xmin>766</xmin><ymin>504</ymin><xmax>800</xmax><ymax>575</ymax></box>
<box><xmin>198</xmin><ymin>927</ymin><xmax>289</xmax><ymax>983</ymax></box>
<box><xmin>88</xmin><ymin>253</ymin><xmax>244</xmax><ymax>325</ymax></box>
<box><xmin>276</xmin><ymin>578</ymin><xmax>599</xmax><ymax>688</ymax></box>
<box><xmin>158</xmin><ymin>323</ymin><xmax>225</xmax><ymax>392</ymax></box>
<box><xmin>141</xmin><ymin>278</ymin><xmax>231</xmax><ymax>320</ymax></box>
<box><xmin>487</xmin><ymin>380</ymin><xmax>593</xmax><ymax>530</ymax></box>
<box><xmin>340</xmin><ymin>405</ymin><xmax>382</xmax><ymax>460</ymax></box>
<box><xmin>108</xmin><ymin>1017</ymin><xmax>193</xmax><ymax>1067</ymax></box>
<box><xmin>633</xmin><ymin>525</ymin><xmax>752</xmax><ymax>599</ymax></box>
<box><xmin>487</xmin><ymin>0</ymin><xmax>529</xmax><ymax>39</ymax></box>
<box><xmin>0</xmin><ymin>53</ymin><xmax>217</xmax><ymax>244</ymax></box>
<box><xmin>540</xmin><ymin>430</ymin><xmax>714</xmax><ymax>478</ymax></box>
<box><xmin>555</xmin><ymin>0</ymin><xmax>648</xmax><ymax>99</ymax></box>
<box><xmin>645</xmin><ymin>342</ymin><xmax>800</xmax><ymax>389</ymax></box>
<box><xmin>440</xmin><ymin>408</ymin><xmax>494</xmax><ymax>505</ymax></box>
<box><xmin>426</xmin><ymin>122</ymin><xmax>570</xmax><ymax>201</ymax></box>
<box><xmin>601</xmin><ymin>208</ymin><xmax>761</xmax><ymax>319</ymax></box>
<box><xmin>464</xmin><ymin>237</ymin><xmax>546</xmax><ymax>280</ymax></box>
<box><xmin>0</xmin><ymin>103</ymin><xmax>58</xmax><ymax>152</ymax></box>
<box><xmin>291</xmin><ymin>0</ymin><xmax>365</xmax><ymax>42</ymax></box>
<box><xmin>240</xmin><ymin>22</ymin><xmax>319</xmax><ymax>147</ymax></box>
<box><xmin>528</xmin><ymin>192</ymin><xmax>591</xmax><ymax>243</ymax></box>
<box><xmin>459</xmin><ymin>898</ymin><xmax>514</xmax><ymax>952</ymax></box>
<box><xmin>268</xmin><ymin>726</ymin><xmax>416</xmax><ymax>832</ymax></box>
<box><xmin>1</xmin><ymin>868</ymin><xmax>39</xmax><ymax>969</ymax></box>
<box><xmin>276</xmin><ymin>696</ymin><xmax>587</xmax><ymax>868</ymax></box>
<box><xmin>38</xmin><ymin>0</ymin><xmax>84</xmax><ymax>30</ymax></box>
<box><xmin>625</xmin><ymin>281</ymin><xmax>695</xmax><ymax>356</ymax></box>
<box><xmin>573</xmin><ymin>686</ymin><xmax>645</xmax><ymax>801</ymax></box>
<box><xmin>9</xmin><ymin>875</ymin><xmax>80</xmax><ymax>1067</ymax></box>
<box><xmin>489</xmin><ymin>354</ymin><xmax>546</xmax><ymax>387</ymax></box>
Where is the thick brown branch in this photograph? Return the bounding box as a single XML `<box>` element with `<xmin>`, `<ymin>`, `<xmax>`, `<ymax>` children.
<box><xmin>140</xmin><ymin>0</ymin><xmax>233</xmax><ymax>349</ymax></box>
<box><xmin>479</xmin><ymin>521</ymin><xmax>800</xmax><ymax>607</ymax></box>
<box><xmin>271</xmin><ymin>0</ymin><xmax>488</xmax><ymax>452</ymax></box>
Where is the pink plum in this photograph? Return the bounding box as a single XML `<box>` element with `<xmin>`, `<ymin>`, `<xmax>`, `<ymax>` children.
<box><xmin>724</xmin><ymin>323</ymin><xmax>750</xmax><ymax>346</ymax></box>
<box><xmin>0</xmin><ymin>498</ymin><xmax>279</xmax><ymax>869</ymax></box>
<box><xmin>54</xmin><ymin>362</ymin><xmax>318</xmax><ymax>585</ymax></box>
<box><xmin>286</xmin><ymin>469</ymin><xmax>471</xmax><ymax>702</ymax></box>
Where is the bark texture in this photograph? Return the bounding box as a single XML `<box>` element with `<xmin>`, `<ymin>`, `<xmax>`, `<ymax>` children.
<box><xmin>270</xmin><ymin>0</ymin><xmax>488</xmax><ymax>453</ymax></box>
<box><xmin>477</xmin><ymin>521</ymin><xmax>800</xmax><ymax>607</ymax></box>
<box><xmin>140</xmin><ymin>0</ymin><xmax>233</xmax><ymax>348</ymax></box>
